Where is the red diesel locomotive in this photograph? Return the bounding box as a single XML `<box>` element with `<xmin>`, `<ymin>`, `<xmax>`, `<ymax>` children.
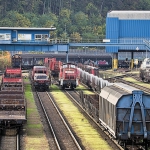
<box><xmin>32</xmin><ymin>66</ymin><xmax>50</xmax><ymax>91</ymax></box>
<box><xmin>59</xmin><ymin>63</ymin><xmax>80</xmax><ymax>89</ymax></box>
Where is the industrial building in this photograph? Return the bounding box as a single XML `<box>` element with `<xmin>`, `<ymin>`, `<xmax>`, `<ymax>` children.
<box><xmin>106</xmin><ymin>11</ymin><xmax>150</xmax><ymax>69</ymax></box>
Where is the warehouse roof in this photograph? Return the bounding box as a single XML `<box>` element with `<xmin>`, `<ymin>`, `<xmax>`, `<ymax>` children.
<box><xmin>107</xmin><ymin>11</ymin><xmax>150</xmax><ymax>19</ymax></box>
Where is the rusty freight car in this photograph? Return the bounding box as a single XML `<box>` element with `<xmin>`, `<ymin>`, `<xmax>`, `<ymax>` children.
<box><xmin>0</xmin><ymin>67</ymin><xmax>26</xmax><ymax>129</ymax></box>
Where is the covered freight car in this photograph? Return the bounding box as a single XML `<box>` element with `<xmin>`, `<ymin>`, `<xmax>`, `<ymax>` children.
<box><xmin>99</xmin><ymin>83</ymin><xmax>150</xmax><ymax>149</ymax></box>
<box><xmin>79</xmin><ymin>91</ymin><xmax>99</xmax><ymax>122</ymax></box>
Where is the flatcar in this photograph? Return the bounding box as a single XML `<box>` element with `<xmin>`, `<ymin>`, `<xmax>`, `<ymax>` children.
<box><xmin>32</xmin><ymin>66</ymin><xmax>50</xmax><ymax>91</ymax></box>
<box><xmin>139</xmin><ymin>58</ymin><xmax>150</xmax><ymax>82</ymax></box>
<box><xmin>0</xmin><ymin>67</ymin><xmax>26</xmax><ymax>129</ymax></box>
<box><xmin>79</xmin><ymin>83</ymin><xmax>150</xmax><ymax>149</ymax></box>
<box><xmin>59</xmin><ymin>63</ymin><xmax>80</xmax><ymax>89</ymax></box>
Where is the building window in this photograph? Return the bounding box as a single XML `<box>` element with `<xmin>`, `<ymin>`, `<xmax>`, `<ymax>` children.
<box><xmin>18</xmin><ymin>34</ymin><xmax>31</xmax><ymax>40</ymax></box>
<box><xmin>0</xmin><ymin>33</ymin><xmax>11</xmax><ymax>40</ymax></box>
<box><xmin>0</xmin><ymin>34</ymin><xmax>5</xmax><ymax>40</ymax></box>
<box><xmin>35</xmin><ymin>34</ymin><xmax>48</xmax><ymax>41</ymax></box>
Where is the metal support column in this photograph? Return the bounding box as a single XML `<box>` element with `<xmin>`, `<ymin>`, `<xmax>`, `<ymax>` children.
<box><xmin>113</xmin><ymin>53</ymin><xmax>118</xmax><ymax>70</ymax></box>
<box><xmin>130</xmin><ymin>51</ymin><xmax>134</xmax><ymax>70</ymax></box>
<box><xmin>66</xmin><ymin>45</ymin><xmax>69</xmax><ymax>63</ymax></box>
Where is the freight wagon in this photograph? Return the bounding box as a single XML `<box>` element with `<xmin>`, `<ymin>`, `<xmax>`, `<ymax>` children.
<box><xmin>79</xmin><ymin>83</ymin><xmax>150</xmax><ymax>149</ymax></box>
<box><xmin>0</xmin><ymin>67</ymin><xmax>26</xmax><ymax>129</ymax></box>
<box><xmin>11</xmin><ymin>53</ymin><xmax>113</xmax><ymax>70</ymax></box>
<box><xmin>44</xmin><ymin>57</ymin><xmax>62</xmax><ymax>78</ymax></box>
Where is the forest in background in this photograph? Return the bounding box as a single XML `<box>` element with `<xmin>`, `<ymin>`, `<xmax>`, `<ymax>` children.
<box><xmin>0</xmin><ymin>0</ymin><xmax>150</xmax><ymax>40</ymax></box>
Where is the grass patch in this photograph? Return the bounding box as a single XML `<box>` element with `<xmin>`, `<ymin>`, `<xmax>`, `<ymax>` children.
<box><xmin>25</xmin><ymin>84</ymin><xmax>35</xmax><ymax>103</ymax></box>
<box><xmin>82</xmin><ymin>90</ymin><xmax>94</xmax><ymax>94</ymax></box>
<box><xmin>24</xmin><ymin>78</ymin><xmax>29</xmax><ymax>82</ymax></box>
<box><xmin>27</xmin><ymin>108</ymin><xmax>35</xmax><ymax>115</ymax></box>
<box><xmin>76</xmin><ymin>84</ymin><xmax>94</xmax><ymax>94</ymax></box>
<box><xmin>51</xmin><ymin>85</ymin><xmax>113</xmax><ymax>150</ymax></box>
<box><xmin>27</xmin><ymin>124</ymin><xmax>42</xmax><ymax>128</ymax></box>
<box><xmin>124</xmin><ymin>77</ymin><xmax>150</xmax><ymax>88</ymax></box>
<box><xmin>76</xmin><ymin>84</ymin><xmax>87</xmax><ymax>90</ymax></box>
<box><xmin>24</xmin><ymin>80</ymin><xmax>49</xmax><ymax>150</ymax></box>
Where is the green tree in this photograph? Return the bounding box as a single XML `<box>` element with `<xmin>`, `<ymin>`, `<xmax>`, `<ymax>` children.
<box><xmin>0</xmin><ymin>11</ymin><xmax>31</xmax><ymax>27</ymax></box>
<box><xmin>70</xmin><ymin>32</ymin><xmax>82</xmax><ymax>42</ymax></box>
<box><xmin>57</xmin><ymin>9</ymin><xmax>72</xmax><ymax>37</ymax></box>
<box><xmin>86</xmin><ymin>2</ymin><xmax>99</xmax><ymax>17</ymax></box>
<box><xmin>73</xmin><ymin>11</ymin><xmax>88</xmax><ymax>36</ymax></box>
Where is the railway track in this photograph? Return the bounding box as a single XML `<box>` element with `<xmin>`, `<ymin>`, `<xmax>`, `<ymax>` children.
<box><xmin>101</xmin><ymin>73</ymin><xmax>150</xmax><ymax>150</ymax></box>
<box><xmin>74</xmin><ymin>74</ymin><xmax>148</xmax><ymax>150</ymax></box>
<box><xmin>64</xmin><ymin>89</ymin><xmax>123</xmax><ymax>150</ymax></box>
<box><xmin>75</xmin><ymin>89</ymin><xmax>147</xmax><ymax>150</ymax></box>
<box><xmin>36</xmin><ymin>91</ymin><xmax>83</xmax><ymax>150</ymax></box>
<box><xmin>31</xmin><ymin>69</ymin><xmax>148</xmax><ymax>150</ymax></box>
<box><xmin>112</xmin><ymin>74</ymin><xmax>150</xmax><ymax>94</ymax></box>
<box><xmin>0</xmin><ymin>130</ymin><xmax>20</xmax><ymax>150</ymax></box>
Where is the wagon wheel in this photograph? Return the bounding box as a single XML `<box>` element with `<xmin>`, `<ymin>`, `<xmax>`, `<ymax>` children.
<box><xmin>123</xmin><ymin>142</ymin><xmax>128</xmax><ymax>150</ymax></box>
<box><xmin>144</xmin><ymin>140</ymin><xmax>148</xmax><ymax>150</ymax></box>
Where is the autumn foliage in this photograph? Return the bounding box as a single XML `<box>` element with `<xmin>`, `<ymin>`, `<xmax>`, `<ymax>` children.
<box><xmin>0</xmin><ymin>51</ymin><xmax>11</xmax><ymax>70</ymax></box>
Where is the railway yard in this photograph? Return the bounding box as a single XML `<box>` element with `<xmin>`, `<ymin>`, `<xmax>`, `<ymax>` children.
<box><xmin>1</xmin><ymin>54</ymin><xmax>150</xmax><ymax>150</ymax></box>
<box><xmin>23</xmin><ymin>73</ymin><xmax>117</xmax><ymax>150</ymax></box>
<box><xmin>17</xmin><ymin>68</ymin><xmax>149</xmax><ymax>150</ymax></box>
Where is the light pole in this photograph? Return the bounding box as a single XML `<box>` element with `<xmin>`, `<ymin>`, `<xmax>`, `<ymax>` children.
<box><xmin>135</xmin><ymin>47</ymin><xmax>139</xmax><ymax>71</ymax></box>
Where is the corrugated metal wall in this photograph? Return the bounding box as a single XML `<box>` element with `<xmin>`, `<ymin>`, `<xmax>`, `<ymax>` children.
<box><xmin>106</xmin><ymin>18</ymin><xmax>119</xmax><ymax>52</ymax></box>
<box><xmin>106</xmin><ymin>15</ymin><xmax>150</xmax><ymax>53</ymax></box>
<box><xmin>119</xmin><ymin>20</ymin><xmax>150</xmax><ymax>37</ymax></box>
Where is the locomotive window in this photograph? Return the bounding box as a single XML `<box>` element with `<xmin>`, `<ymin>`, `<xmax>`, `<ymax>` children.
<box><xmin>63</xmin><ymin>65</ymin><xmax>67</xmax><ymax>68</ymax></box>
<box><xmin>146</xmin><ymin>61</ymin><xmax>150</xmax><ymax>65</ymax></box>
<box><xmin>70</xmin><ymin>65</ymin><xmax>75</xmax><ymax>68</ymax></box>
<box><xmin>36</xmin><ymin>76</ymin><xmax>47</xmax><ymax>79</ymax></box>
<box><xmin>35</xmin><ymin>70</ymin><xmax>46</xmax><ymax>74</ymax></box>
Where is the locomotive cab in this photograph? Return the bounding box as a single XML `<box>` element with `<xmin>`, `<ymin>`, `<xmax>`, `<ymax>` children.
<box><xmin>32</xmin><ymin>66</ymin><xmax>50</xmax><ymax>91</ymax></box>
<box><xmin>59</xmin><ymin>63</ymin><xmax>79</xmax><ymax>89</ymax></box>
<box><xmin>139</xmin><ymin>58</ymin><xmax>150</xmax><ymax>82</ymax></box>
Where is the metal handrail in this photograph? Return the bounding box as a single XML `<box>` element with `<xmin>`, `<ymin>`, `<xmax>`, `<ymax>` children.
<box><xmin>0</xmin><ymin>38</ymin><xmax>149</xmax><ymax>45</ymax></box>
